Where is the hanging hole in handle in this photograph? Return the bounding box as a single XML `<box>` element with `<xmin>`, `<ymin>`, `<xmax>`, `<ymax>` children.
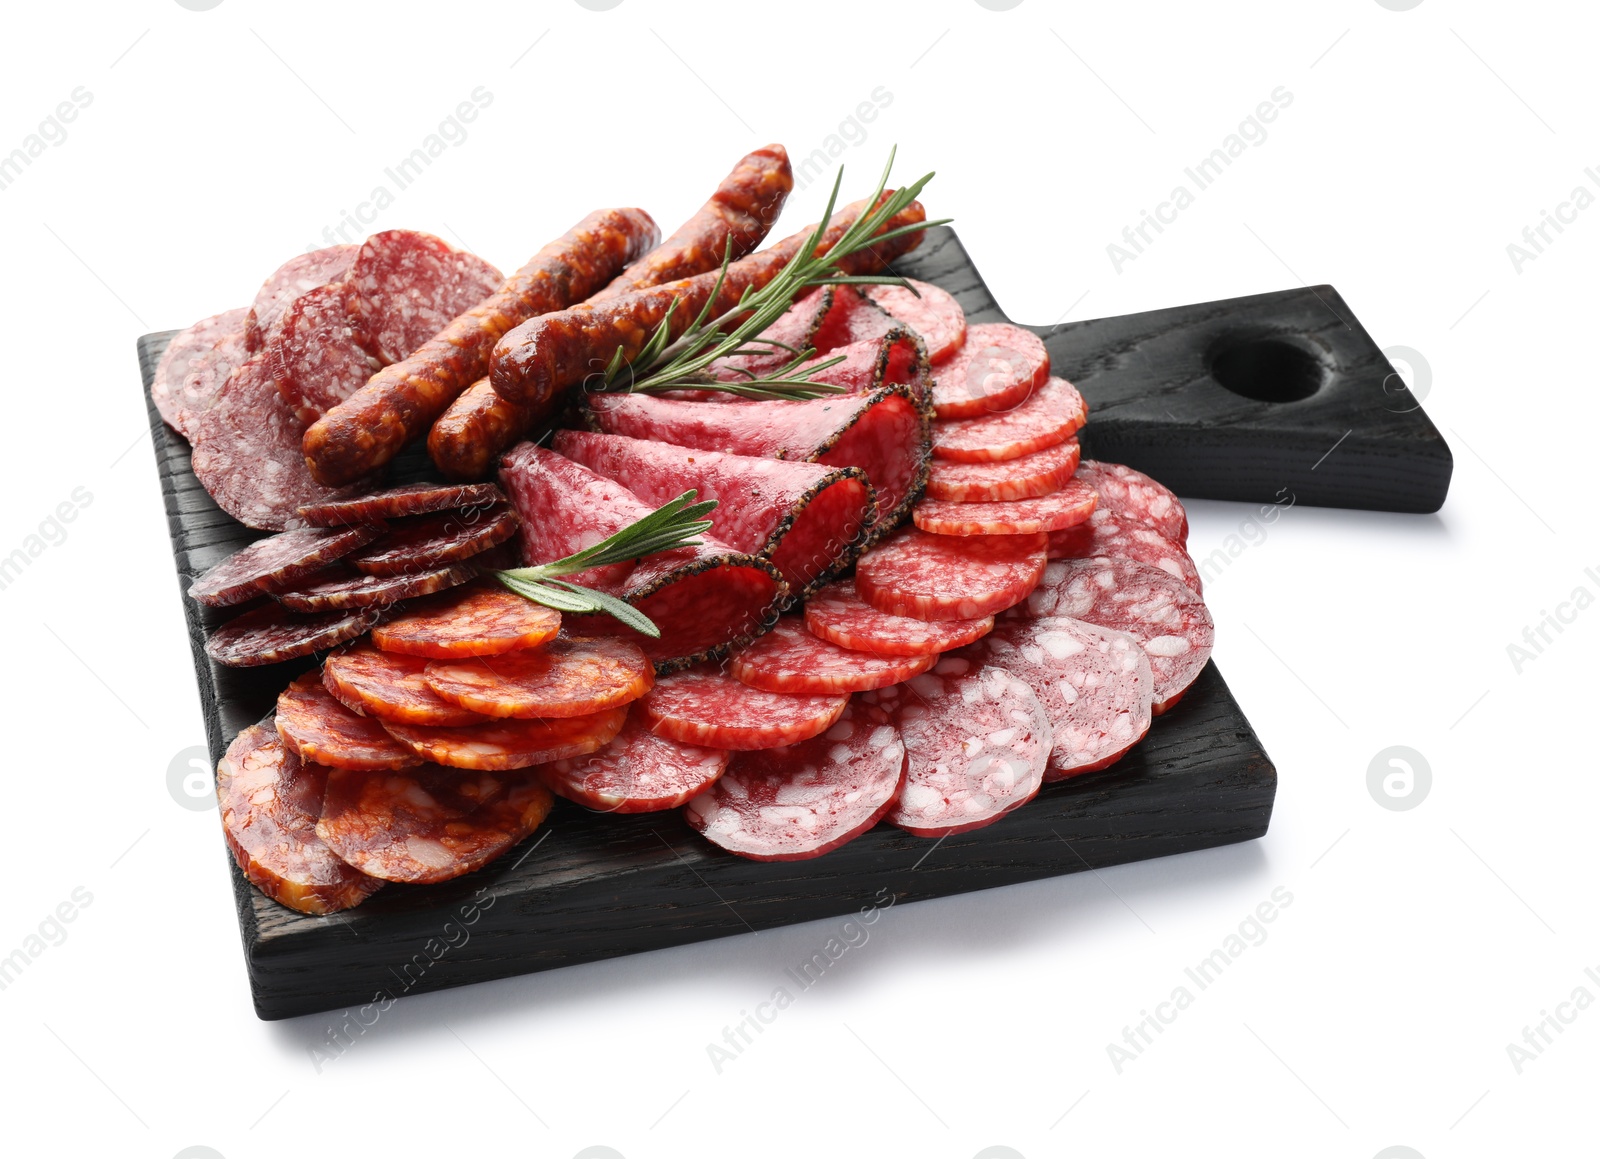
<box><xmin>1209</xmin><ymin>335</ymin><xmax>1326</xmax><ymax>402</ymax></box>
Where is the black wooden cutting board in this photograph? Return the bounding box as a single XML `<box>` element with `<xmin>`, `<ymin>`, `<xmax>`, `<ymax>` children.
<box><xmin>137</xmin><ymin>227</ymin><xmax>1447</xmax><ymax>1020</ymax></box>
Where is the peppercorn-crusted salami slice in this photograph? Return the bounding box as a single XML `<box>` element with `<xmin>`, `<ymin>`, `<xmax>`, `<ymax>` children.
<box><xmin>864</xmin><ymin>279</ymin><xmax>967</xmax><ymax>363</ymax></box>
<box><xmin>803</xmin><ymin>581</ymin><xmax>994</xmax><ymax>656</ymax></box>
<box><xmin>730</xmin><ymin>618</ymin><xmax>936</xmax><ymax>694</ymax></box>
<box><xmin>639</xmin><ymin>668</ymin><xmax>849</xmax><ymax>750</ymax></box>
<box><xmin>855</xmin><ymin>528</ymin><xmax>1047</xmax><ymax>621</ymax></box>
<box><xmin>206</xmin><ymin>602</ymin><xmax>382</xmax><ymax>667</ymax></box>
<box><xmin>188</xmin><ymin>525</ymin><xmax>385</xmax><ymax>607</ymax></box>
<box><xmin>316</xmin><ymin>765</ymin><xmax>553</xmax><ymax>884</ymax></box>
<box><xmin>347</xmin><ymin>229</ymin><xmax>505</xmax><ymax>365</ymax></box>
<box><xmin>553</xmin><ymin>430</ymin><xmax>873</xmax><ymax>598</ymax></box>
<box><xmin>706</xmin><ymin>286</ymin><xmax>836</xmax><ymax>382</ymax></box>
<box><xmin>866</xmin><ymin>661</ymin><xmax>1050</xmax><ymax>837</ymax></box>
<box><xmin>216</xmin><ymin>722</ymin><xmax>384</xmax><ymax>914</ymax></box>
<box><xmin>542</xmin><ymin>716</ymin><xmax>729</xmax><ymax>813</ymax></box>
<box><xmin>1020</xmin><ymin>557</ymin><xmax>1214</xmax><ymax>713</ymax></box>
<box><xmin>297</xmin><ymin>482</ymin><xmax>506</xmax><ymax>527</ymax></box>
<box><xmin>323</xmin><ymin>641</ymin><xmax>489</xmax><ymax>726</ymax></box>
<box><xmin>379</xmin><ymin>706</ymin><xmax>627</xmax><ymax>770</ymax></box>
<box><xmin>912</xmin><ymin>477</ymin><xmax>1097</xmax><ymax>537</ymax></box>
<box><xmin>274</xmin><ymin>562</ymin><xmax>475</xmax><ymax>612</ymax></box>
<box><xmin>423</xmin><ymin>637</ymin><xmax>653</xmax><ymax>719</ymax></box>
<box><xmin>956</xmin><ymin>616</ymin><xmax>1154</xmax><ymax>778</ymax></box>
<box><xmin>245</xmin><ymin>245</ymin><xmax>357</xmax><ymax>352</ymax></box>
<box><xmin>931</xmin><ymin>377</ymin><xmax>1087</xmax><ymax>463</ymax></box>
<box><xmin>1047</xmin><ymin>508</ymin><xmax>1202</xmax><ymax>594</ymax></box>
<box><xmin>810</xmin><ymin>285</ymin><xmax>907</xmax><ymax>350</ymax></box>
<box><xmin>347</xmin><ymin>505</ymin><xmax>519</xmax><ymax>577</ymax></box>
<box><xmin>152</xmin><ymin>308</ymin><xmax>250</xmax><ymax>438</ymax></box>
<box><xmin>264</xmin><ymin>281</ymin><xmax>386</xmax><ymax>424</ymax></box>
<box><xmin>930</xmin><ymin>323</ymin><xmax>1049</xmax><ymax>419</ymax></box>
<box><xmin>275</xmin><ymin>671</ymin><xmax>422</xmax><ymax>771</ymax></box>
<box><xmin>786</xmin><ymin>331</ymin><xmax>926</xmax><ymax>397</ymax></box>
<box><xmin>1074</xmin><ymin>460</ymin><xmax>1189</xmax><ymax>545</ymax></box>
<box><xmin>369</xmin><ymin>581</ymin><xmax>562</xmax><ymax>659</ymax></box>
<box><xmin>925</xmin><ymin>439</ymin><xmax>1081</xmax><ymax>502</ymax></box>
<box><xmin>685</xmin><ymin>698</ymin><xmax>907</xmax><ymax>861</ymax></box>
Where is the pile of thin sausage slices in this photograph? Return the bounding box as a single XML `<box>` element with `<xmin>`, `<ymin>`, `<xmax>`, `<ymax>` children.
<box><xmin>161</xmin><ymin>146</ymin><xmax>1213</xmax><ymax>916</ymax></box>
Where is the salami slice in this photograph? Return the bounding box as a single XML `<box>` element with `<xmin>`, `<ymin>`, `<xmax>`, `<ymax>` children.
<box><xmin>1074</xmin><ymin>461</ymin><xmax>1188</xmax><ymax>545</ymax></box>
<box><xmin>347</xmin><ymin>230</ymin><xmax>504</xmax><ymax>364</ymax></box>
<box><xmin>803</xmin><ymin>581</ymin><xmax>994</xmax><ymax>656</ymax></box>
<box><xmin>855</xmin><ymin>528</ymin><xmax>1047</xmax><ymax>621</ymax></box>
<box><xmin>323</xmin><ymin>641</ymin><xmax>489</xmax><ymax>726</ymax></box>
<box><xmin>864</xmin><ymin>279</ymin><xmax>966</xmax><ymax>363</ymax></box>
<box><xmin>553</xmin><ymin>430</ymin><xmax>873</xmax><ymax>597</ymax></box>
<box><xmin>685</xmin><ymin>698</ymin><xmax>906</xmax><ymax>861</ymax></box>
<box><xmin>1048</xmin><ymin>509</ymin><xmax>1202</xmax><ymax>594</ymax></box>
<box><xmin>370</xmin><ymin>581</ymin><xmax>562</xmax><ymax>658</ymax></box>
<box><xmin>955</xmin><ymin>616</ymin><xmax>1153</xmax><ymax>778</ymax></box>
<box><xmin>265</xmin><ymin>281</ymin><xmax>386</xmax><ymax>424</ymax></box>
<box><xmin>274</xmin><ymin>562</ymin><xmax>475</xmax><ymax>612</ymax></box>
<box><xmin>316</xmin><ymin>765</ymin><xmax>553</xmax><ymax>884</ymax></box>
<box><xmin>931</xmin><ymin>376</ymin><xmax>1087</xmax><ymax>463</ymax></box>
<box><xmin>379</xmin><ymin>706</ymin><xmax>627</xmax><ymax>770</ymax></box>
<box><xmin>810</xmin><ymin>285</ymin><xmax>906</xmax><ymax>351</ymax></box>
<box><xmin>730</xmin><ymin>618</ymin><xmax>936</xmax><ymax>694</ymax></box>
<box><xmin>639</xmin><ymin>668</ymin><xmax>849</xmax><ymax>750</ymax></box>
<box><xmin>188</xmin><ymin>525</ymin><xmax>385</xmax><ymax>607</ymax></box>
<box><xmin>423</xmin><ymin>637</ymin><xmax>653</xmax><ymax>719</ymax></box>
<box><xmin>1020</xmin><ymin>557</ymin><xmax>1214</xmax><ymax>713</ymax></box>
<box><xmin>930</xmin><ymin>323</ymin><xmax>1049</xmax><ymax>419</ymax></box>
<box><xmin>276</xmin><ymin>671</ymin><xmax>422</xmax><ymax>771</ymax></box>
<box><xmin>151</xmin><ymin>308</ymin><xmax>250</xmax><ymax>438</ymax></box>
<box><xmin>707</xmin><ymin>286</ymin><xmax>836</xmax><ymax>382</ymax></box>
<box><xmin>347</xmin><ymin>505</ymin><xmax>519</xmax><ymax>577</ymax></box>
<box><xmin>298</xmin><ymin>482</ymin><xmax>506</xmax><ymax>527</ymax></box>
<box><xmin>787</xmin><ymin>331</ymin><xmax>925</xmax><ymax>397</ymax></box>
<box><xmin>206</xmin><ymin>602</ymin><xmax>382</xmax><ymax>667</ymax></box>
<box><xmin>245</xmin><ymin>245</ymin><xmax>357</xmax><ymax>352</ymax></box>
<box><xmin>912</xmin><ymin>477</ymin><xmax>1097</xmax><ymax>537</ymax></box>
<box><xmin>867</xmin><ymin>661</ymin><xmax>1050</xmax><ymax>836</ymax></box>
<box><xmin>216</xmin><ymin>722</ymin><xmax>384</xmax><ymax>914</ymax></box>
<box><xmin>925</xmin><ymin>438</ymin><xmax>1080</xmax><ymax>502</ymax></box>
<box><xmin>190</xmin><ymin>353</ymin><xmax>371</xmax><ymax>531</ymax></box>
<box><xmin>542</xmin><ymin>716</ymin><xmax>729</xmax><ymax>813</ymax></box>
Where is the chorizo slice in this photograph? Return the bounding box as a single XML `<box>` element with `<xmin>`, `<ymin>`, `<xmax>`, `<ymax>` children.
<box><xmin>423</xmin><ymin>637</ymin><xmax>654</xmax><ymax>719</ymax></box>
<box><xmin>542</xmin><ymin>716</ymin><xmax>729</xmax><ymax>814</ymax></box>
<box><xmin>275</xmin><ymin>671</ymin><xmax>422</xmax><ymax>771</ymax></box>
<box><xmin>323</xmin><ymin>640</ymin><xmax>489</xmax><ymax>726</ymax></box>
<box><xmin>379</xmin><ymin>706</ymin><xmax>628</xmax><ymax>770</ymax></box>
<box><xmin>369</xmin><ymin>581</ymin><xmax>562</xmax><ymax>659</ymax></box>
<box><xmin>638</xmin><ymin>668</ymin><xmax>848</xmax><ymax>751</ymax></box>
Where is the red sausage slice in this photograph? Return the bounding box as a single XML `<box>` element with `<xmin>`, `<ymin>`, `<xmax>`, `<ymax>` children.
<box><xmin>925</xmin><ymin>438</ymin><xmax>1081</xmax><ymax>502</ymax></box>
<box><xmin>347</xmin><ymin>505</ymin><xmax>519</xmax><ymax>577</ymax></box>
<box><xmin>730</xmin><ymin>618</ymin><xmax>936</xmax><ymax>694</ymax></box>
<box><xmin>189</xmin><ymin>524</ymin><xmax>384</xmax><ymax>607</ymax></box>
<box><xmin>370</xmin><ymin>582</ymin><xmax>562</xmax><ymax>659</ymax></box>
<box><xmin>379</xmin><ymin>707</ymin><xmax>628</xmax><ymax>770</ymax></box>
<box><xmin>151</xmin><ymin>308</ymin><xmax>250</xmax><ymax>438</ymax></box>
<box><xmin>265</xmin><ymin>281</ymin><xmax>385</xmax><ymax>424</ymax></box>
<box><xmin>542</xmin><ymin>716</ymin><xmax>729</xmax><ymax>813</ymax></box>
<box><xmin>245</xmin><ymin>245</ymin><xmax>357</xmax><ymax>352</ymax></box>
<box><xmin>1074</xmin><ymin>460</ymin><xmax>1188</xmax><ymax>545</ymax></box>
<box><xmin>929</xmin><ymin>323</ymin><xmax>1049</xmax><ymax>418</ymax></box>
<box><xmin>931</xmin><ymin>377</ymin><xmax>1087</xmax><ymax>463</ymax></box>
<box><xmin>803</xmin><ymin>581</ymin><xmax>994</xmax><ymax>656</ymax></box>
<box><xmin>298</xmin><ymin>482</ymin><xmax>506</xmax><ymax>527</ymax></box>
<box><xmin>423</xmin><ymin>637</ymin><xmax>654</xmax><ymax>719</ymax></box>
<box><xmin>913</xmin><ymin>477</ymin><xmax>1097</xmax><ymax>536</ymax></box>
<box><xmin>855</xmin><ymin>528</ymin><xmax>1047</xmax><ymax>621</ymax></box>
<box><xmin>205</xmin><ymin>602</ymin><xmax>382</xmax><ymax>668</ymax></box>
<box><xmin>1047</xmin><ymin>508</ymin><xmax>1202</xmax><ymax>594</ymax></box>
<box><xmin>639</xmin><ymin>668</ymin><xmax>848</xmax><ymax>750</ymax></box>
<box><xmin>346</xmin><ymin>229</ymin><xmax>504</xmax><ymax>364</ymax></box>
<box><xmin>323</xmin><ymin>641</ymin><xmax>489</xmax><ymax>726</ymax></box>
<box><xmin>275</xmin><ymin>671</ymin><xmax>422</xmax><ymax>771</ymax></box>
<box><xmin>273</xmin><ymin>562</ymin><xmax>476</xmax><ymax>612</ymax></box>
<box><xmin>864</xmin><ymin>279</ymin><xmax>967</xmax><ymax>363</ymax></box>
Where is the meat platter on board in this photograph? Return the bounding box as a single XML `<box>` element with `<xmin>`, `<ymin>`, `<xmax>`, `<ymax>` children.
<box><xmin>138</xmin><ymin>146</ymin><xmax>1448</xmax><ymax>1020</ymax></box>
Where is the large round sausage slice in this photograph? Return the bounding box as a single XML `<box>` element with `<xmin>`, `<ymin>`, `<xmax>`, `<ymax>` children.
<box><xmin>542</xmin><ymin>717</ymin><xmax>729</xmax><ymax>813</ymax></box>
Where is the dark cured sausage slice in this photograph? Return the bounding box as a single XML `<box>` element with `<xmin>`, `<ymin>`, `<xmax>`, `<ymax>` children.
<box><xmin>369</xmin><ymin>582</ymin><xmax>562</xmax><ymax>659</ymax></box>
<box><xmin>347</xmin><ymin>505</ymin><xmax>519</xmax><ymax>577</ymax></box>
<box><xmin>347</xmin><ymin>230</ymin><xmax>505</xmax><ymax>365</ymax></box>
<box><xmin>423</xmin><ymin>637</ymin><xmax>654</xmax><ymax>719</ymax></box>
<box><xmin>316</xmin><ymin>765</ymin><xmax>553</xmax><ymax>885</ymax></box>
<box><xmin>803</xmin><ymin>581</ymin><xmax>994</xmax><ymax>656</ymax></box>
<box><xmin>912</xmin><ymin>478</ymin><xmax>1097</xmax><ymax>536</ymax></box>
<box><xmin>639</xmin><ymin>668</ymin><xmax>848</xmax><ymax>751</ymax></box>
<box><xmin>925</xmin><ymin>439</ymin><xmax>1080</xmax><ymax>503</ymax></box>
<box><xmin>730</xmin><ymin>618</ymin><xmax>936</xmax><ymax>694</ymax></box>
<box><xmin>245</xmin><ymin>245</ymin><xmax>357</xmax><ymax>352</ymax></box>
<box><xmin>151</xmin><ymin>308</ymin><xmax>250</xmax><ymax>438</ymax></box>
<box><xmin>265</xmin><ymin>281</ymin><xmax>386</xmax><ymax>424</ymax></box>
<box><xmin>685</xmin><ymin>699</ymin><xmax>907</xmax><ymax>861</ymax></box>
<box><xmin>273</xmin><ymin>563</ymin><xmax>476</xmax><ymax>612</ymax></box>
<box><xmin>930</xmin><ymin>323</ymin><xmax>1049</xmax><ymax>419</ymax></box>
<box><xmin>379</xmin><ymin>706</ymin><xmax>627</xmax><ymax>770</ymax></box>
<box><xmin>931</xmin><ymin>377</ymin><xmax>1087</xmax><ymax>463</ymax></box>
<box><xmin>1019</xmin><ymin>557</ymin><xmax>1214</xmax><ymax>714</ymax></box>
<box><xmin>855</xmin><ymin>528</ymin><xmax>1047</xmax><ymax>621</ymax></box>
<box><xmin>1047</xmin><ymin>508</ymin><xmax>1202</xmax><ymax>594</ymax></box>
<box><xmin>297</xmin><ymin>482</ymin><xmax>506</xmax><ymax>527</ymax></box>
<box><xmin>955</xmin><ymin>616</ymin><xmax>1154</xmax><ymax>778</ymax></box>
<box><xmin>206</xmin><ymin>602</ymin><xmax>382</xmax><ymax>668</ymax></box>
<box><xmin>216</xmin><ymin>722</ymin><xmax>384</xmax><ymax>914</ymax></box>
<box><xmin>542</xmin><ymin>716</ymin><xmax>729</xmax><ymax>813</ymax></box>
<box><xmin>323</xmin><ymin>641</ymin><xmax>488</xmax><ymax>726</ymax></box>
<box><xmin>864</xmin><ymin>278</ymin><xmax>967</xmax><ymax>363</ymax></box>
<box><xmin>1074</xmin><ymin>460</ymin><xmax>1189</xmax><ymax>545</ymax></box>
<box><xmin>275</xmin><ymin>672</ymin><xmax>422</xmax><ymax>771</ymax></box>
<box><xmin>189</xmin><ymin>524</ymin><xmax>384</xmax><ymax>607</ymax></box>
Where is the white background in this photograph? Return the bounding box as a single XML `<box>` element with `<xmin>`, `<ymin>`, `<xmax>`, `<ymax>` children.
<box><xmin>0</xmin><ymin>1</ymin><xmax>1593</xmax><ymax>1156</ymax></box>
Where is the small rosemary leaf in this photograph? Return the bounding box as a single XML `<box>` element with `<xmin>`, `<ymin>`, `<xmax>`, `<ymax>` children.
<box><xmin>548</xmin><ymin>581</ymin><xmax>660</xmax><ymax>638</ymax></box>
<box><xmin>493</xmin><ymin>573</ymin><xmax>596</xmax><ymax>613</ymax></box>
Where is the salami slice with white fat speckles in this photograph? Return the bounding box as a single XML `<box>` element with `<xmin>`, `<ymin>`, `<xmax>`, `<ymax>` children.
<box><xmin>855</xmin><ymin>528</ymin><xmax>1047</xmax><ymax>621</ymax></box>
<box><xmin>955</xmin><ymin>616</ymin><xmax>1153</xmax><ymax>778</ymax></box>
<box><xmin>864</xmin><ymin>278</ymin><xmax>967</xmax><ymax>363</ymax></box>
<box><xmin>685</xmin><ymin>698</ymin><xmax>907</xmax><ymax>861</ymax></box>
<box><xmin>804</xmin><ymin>581</ymin><xmax>994</xmax><ymax>656</ymax></box>
<box><xmin>151</xmin><ymin>308</ymin><xmax>250</xmax><ymax>439</ymax></box>
<box><xmin>932</xmin><ymin>377</ymin><xmax>1087</xmax><ymax>463</ymax></box>
<box><xmin>730</xmin><ymin>617</ymin><xmax>936</xmax><ymax>694</ymax></box>
<box><xmin>188</xmin><ymin>525</ymin><xmax>385</xmax><ymax>607</ymax></box>
<box><xmin>1019</xmin><ymin>557</ymin><xmax>1213</xmax><ymax>713</ymax></box>
<box><xmin>205</xmin><ymin>602</ymin><xmax>383</xmax><ymax>667</ymax></box>
<box><xmin>926</xmin><ymin>438</ymin><xmax>1080</xmax><ymax>502</ymax></box>
<box><xmin>265</xmin><ymin>281</ymin><xmax>385</xmax><ymax>424</ymax></box>
<box><xmin>1074</xmin><ymin>461</ymin><xmax>1188</xmax><ymax>545</ymax></box>
<box><xmin>639</xmin><ymin>668</ymin><xmax>848</xmax><ymax>750</ymax></box>
<box><xmin>275</xmin><ymin>672</ymin><xmax>422</xmax><ymax>771</ymax></box>
<box><xmin>245</xmin><ymin>245</ymin><xmax>357</xmax><ymax>352</ymax></box>
<box><xmin>298</xmin><ymin>482</ymin><xmax>506</xmax><ymax>527</ymax></box>
<box><xmin>913</xmin><ymin>477</ymin><xmax>1097</xmax><ymax>536</ymax></box>
<box><xmin>930</xmin><ymin>323</ymin><xmax>1049</xmax><ymax>419</ymax></box>
<box><xmin>543</xmin><ymin>716</ymin><xmax>729</xmax><ymax>814</ymax></box>
<box><xmin>1047</xmin><ymin>508</ymin><xmax>1202</xmax><ymax>594</ymax></box>
<box><xmin>347</xmin><ymin>505</ymin><xmax>519</xmax><ymax>577</ymax></box>
<box><xmin>347</xmin><ymin>230</ymin><xmax>504</xmax><ymax>364</ymax></box>
<box><xmin>866</xmin><ymin>661</ymin><xmax>1050</xmax><ymax>836</ymax></box>
<box><xmin>274</xmin><ymin>562</ymin><xmax>475</xmax><ymax>612</ymax></box>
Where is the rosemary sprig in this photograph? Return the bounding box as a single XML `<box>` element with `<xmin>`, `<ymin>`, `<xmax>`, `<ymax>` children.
<box><xmin>602</xmin><ymin>146</ymin><xmax>952</xmax><ymax>399</ymax></box>
<box><xmin>490</xmin><ymin>490</ymin><xmax>715</xmax><ymax>638</ymax></box>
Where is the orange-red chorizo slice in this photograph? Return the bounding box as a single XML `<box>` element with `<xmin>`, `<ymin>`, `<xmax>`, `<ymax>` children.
<box><xmin>854</xmin><ymin>528</ymin><xmax>1047</xmax><ymax>622</ymax></box>
<box><xmin>423</xmin><ymin>637</ymin><xmax>653</xmax><ymax>719</ymax></box>
<box><xmin>730</xmin><ymin>618</ymin><xmax>936</xmax><ymax>695</ymax></box>
<box><xmin>912</xmin><ymin>477</ymin><xmax>1097</xmax><ymax>537</ymax></box>
<box><xmin>323</xmin><ymin>641</ymin><xmax>490</xmax><ymax>726</ymax></box>
<box><xmin>370</xmin><ymin>581</ymin><xmax>562</xmax><ymax>658</ymax></box>
<box><xmin>275</xmin><ymin>671</ymin><xmax>423</xmax><ymax>770</ymax></box>
<box><xmin>638</xmin><ymin>668</ymin><xmax>848</xmax><ymax>751</ymax></box>
<box><xmin>379</xmin><ymin>706</ymin><xmax>628</xmax><ymax>770</ymax></box>
<box><xmin>541</xmin><ymin>716</ymin><xmax>729</xmax><ymax>813</ymax></box>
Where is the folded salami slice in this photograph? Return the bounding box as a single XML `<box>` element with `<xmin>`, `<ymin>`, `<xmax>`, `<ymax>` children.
<box><xmin>810</xmin><ymin>285</ymin><xmax>906</xmax><ymax>350</ymax></box>
<box><xmin>931</xmin><ymin>377</ymin><xmax>1087</xmax><ymax>463</ymax></box>
<box><xmin>265</xmin><ymin>281</ymin><xmax>386</xmax><ymax>424</ymax></box>
<box><xmin>913</xmin><ymin>478</ymin><xmax>1097</xmax><ymax>536</ymax></box>
<box><xmin>379</xmin><ymin>706</ymin><xmax>627</xmax><ymax>770</ymax></box>
<box><xmin>639</xmin><ymin>668</ymin><xmax>848</xmax><ymax>750</ymax></box>
<box><xmin>790</xmin><ymin>331</ymin><xmax>926</xmax><ymax>397</ymax></box>
<box><xmin>553</xmin><ymin>430</ymin><xmax>872</xmax><ymax>598</ymax></box>
<box><xmin>855</xmin><ymin>528</ymin><xmax>1047</xmax><ymax>621</ymax></box>
<box><xmin>804</xmin><ymin>581</ymin><xmax>994</xmax><ymax>656</ymax></box>
<box><xmin>925</xmin><ymin>439</ymin><xmax>1080</xmax><ymax>502</ymax></box>
<box><xmin>346</xmin><ymin>230</ymin><xmax>505</xmax><ymax>365</ymax></box>
<box><xmin>706</xmin><ymin>286</ymin><xmax>835</xmax><ymax>382</ymax></box>
<box><xmin>864</xmin><ymin>279</ymin><xmax>967</xmax><ymax>363</ymax></box>
<box><xmin>369</xmin><ymin>581</ymin><xmax>562</xmax><ymax>658</ymax></box>
<box><xmin>245</xmin><ymin>245</ymin><xmax>357</xmax><ymax>352</ymax></box>
<box><xmin>1048</xmin><ymin>508</ymin><xmax>1202</xmax><ymax>594</ymax></box>
<box><xmin>866</xmin><ymin>661</ymin><xmax>1050</xmax><ymax>837</ymax></box>
<box><xmin>423</xmin><ymin>637</ymin><xmax>654</xmax><ymax>719</ymax></box>
<box><xmin>298</xmin><ymin>482</ymin><xmax>505</xmax><ymax>527</ymax></box>
<box><xmin>954</xmin><ymin>616</ymin><xmax>1153</xmax><ymax>778</ymax></box>
<box><xmin>316</xmin><ymin>765</ymin><xmax>553</xmax><ymax>884</ymax></box>
<box><xmin>543</xmin><ymin>716</ymin><xmax>729</xmax><ymax>813</ymax></box>
<box><xmin>347</xmin><ymin>505</ymin><xmax>519</xmax><ymax>577</ymax></box>
<box><xmin>189</xmin><ymin>524</ymin><xmax>384</xmax><ymax>607</ymax></box>
<box><xmin>323</xmin><ymin>641</ymin><xmax>490</xmax><ymax>726</ymax></box>
<box><xmin>206</xmin><ymin>602</ymin><xmax>382</xmax><ymax>667</ymax></box>
<box><xmin>1019</xmin><ymin>557</ymin><xmax>1213</xmax><ymax>713</ymax></box>
<box><xmin>500</xmin><ymin>444</ymin><xmax>783</xmax><ymax>668</ymax></box>
<box><xmin>216</xmin><ymin>722</ymin><xmax>384</xmax><ymax>914</ymax></box>
<box><xmin>930</xmin><ymin>323</ymin><xmax>1049</xmax><ymax>419</ymax></box>
<box><xmin>274</xmin><ymin>562</ymin><xmax>475</xmax><ymax>612</ymax></box>
<box><xmin>585</xmin><ymin>383</ymin><xmax>928</xmax><ymax>547</ymax></box>
<box><xmin>152</xmin><ymin>308</ymin><xmax>250</xmax><ymax>438</ymax></box>
<box><xmin>1074</xmin><ymin>460</ymin><xmax>1188</xmax><ymax>545</ymax></box>
<box><xmin>685</xmin><ymin>698</ymin><xmax>907</xmax><ymax>861</ymax></box>
<box><xmin>276</xmin><ymin>672</ymin><xmax>422</xmax><ymax>771</ymax></box>
<box><xmin>730</xmin><ymin>617</ymin><xmax>935</xmax><ymax>694</ymax></box>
